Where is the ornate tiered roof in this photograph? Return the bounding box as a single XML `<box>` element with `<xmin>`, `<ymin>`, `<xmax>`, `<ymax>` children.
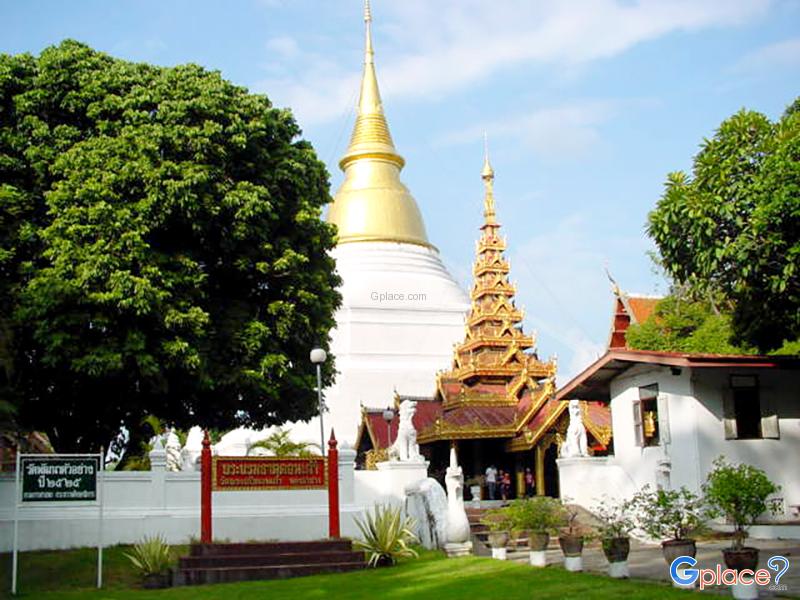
<box><xmin>417</xmin><ymin>150</ymin><xmax>558</xmax><ymax>448</ymax></box>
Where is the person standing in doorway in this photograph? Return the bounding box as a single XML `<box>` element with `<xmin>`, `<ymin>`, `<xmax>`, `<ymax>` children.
<box><xmin>501</xmin><ymin>470</ymin><xmax>512</xmax><ymax>501</ymax></box>
<box><xmin>485</xmin><ymin>464</ymin><xmax>498</xmax><ymax>500</ymax></box>
<box><xmin>524</xmin><ymin>467</ymin><xmax>534</xmax><ymax>497</ymax></box>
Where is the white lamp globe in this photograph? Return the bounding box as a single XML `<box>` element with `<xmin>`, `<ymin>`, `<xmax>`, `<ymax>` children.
<box><xmin>310</xmin><ymin>348</ymin><xmax>327</xmax><ymax>364</ymax></box>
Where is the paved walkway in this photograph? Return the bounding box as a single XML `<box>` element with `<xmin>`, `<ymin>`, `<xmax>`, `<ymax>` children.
<box><xmin>508</xmin><ymin>538</ymin><xmax>798</xmax><ymax>598</ymax></box>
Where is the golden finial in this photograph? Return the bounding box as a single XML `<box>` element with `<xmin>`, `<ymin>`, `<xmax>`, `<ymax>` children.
<box><xmin>364</xmin><ymin>0</ymin><xmax>373</xmax><ymax>63</ymax></box>
<box><xmin>325</xmin><ymin>0</ymin><xmax>431</xmax><ymax>248</ymax></box>
<box><xmin>482</xmin><ymin>134</ymin><xmax>496</xmax><ymax>223</ymax></box>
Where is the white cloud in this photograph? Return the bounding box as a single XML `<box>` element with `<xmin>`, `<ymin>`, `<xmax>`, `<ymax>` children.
<box><xmin>435</xmin><ymin>100</ymin><xmax>619</xmax><ymax>159</ymax></box>
<box><xmin>508</xmin><ymin>213</ymin><xmax>652</xmax><ymax>381</ymax></box>
<box><xmin>256</xmin><ymin>0</ymin><xmax>770</xmax><ymax>124</ymax></box>
<box><xmin>732</xmin><ymin>37</ymin><xmax>800</xmax><ymax>73</ymax></box>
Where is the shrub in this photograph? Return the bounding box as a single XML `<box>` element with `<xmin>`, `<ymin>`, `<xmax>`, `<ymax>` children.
<box><xmin>353</xmin><ymin>504</ymin><xmax>419</xmax><ymax>567</ymax></box>
<box><xmin>505</xmin><ymin>497</ymin><xmax>566</xmax><ymax>535</ymax></box>
<box><xmin>703</xmin><ymin>457</ymin><xmax>780</xmax><ymax>549</ymax></box>
<box><xmin>480</xmin><ymin>508</ymin><xmax>513</xmax><ymax>532</ymax></box>
<box><xmin>592</xmin><ymin>496</ymin><xmax>635</xmax><ymax>539</ymax></box>
<box><xmin>124</xmin><ymin>535</ymin><xmax>173</xmax><ymax>577</ymax></box>
<box><xmin>630</xmin><ymin>485</ymin><xmax>706</xmax><ymax>541</ymax></box>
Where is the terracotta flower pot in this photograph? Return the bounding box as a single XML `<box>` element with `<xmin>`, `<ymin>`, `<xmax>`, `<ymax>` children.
<box><xmin>487</xmin><ymin>531</ymin><xmax>509</xmax><ymax>549</ymax></box>
<box><xmin>661</xmin><ymin>539</ymin><xmax>696</xmax><ymax>565</ymax></box>
<box><xmin>602</xmin><ymin>537</ymin><xmax>630</xmax><ymax>563</ymax></box>
<box><xmin>723</xmin><ymin>547</ymin><xmax>759</xmax><ymax>572</ymax></box>
<box><xmin>528</xmin><ymin>532</ymin><xmax>550</xmax><ymax>552</ymax></box>
<box><xmin>558</xmin><ymin>534</ymin><xmax>584</xmax><ymax>557</ymax></box>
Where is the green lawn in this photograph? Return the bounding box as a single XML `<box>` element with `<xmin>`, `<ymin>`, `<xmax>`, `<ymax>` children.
<box><xmin>0</xmin><ymin>546</ymin><xmax>698</xmax><ymax>599</ymax></box>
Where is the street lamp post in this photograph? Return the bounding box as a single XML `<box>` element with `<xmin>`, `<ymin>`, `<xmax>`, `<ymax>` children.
<box><xmin>382</xmin><ymin>408</ymin><xmax>395</xmax><ymax>454</ymax></box>
<box><xmin>310</xmin><ymin>348</ymin><xmax>327</xmax><ymax>457</ymax></box>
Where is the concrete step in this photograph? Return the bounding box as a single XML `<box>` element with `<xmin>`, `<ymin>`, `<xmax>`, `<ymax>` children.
<box><xmin>177</xmin><ymin>540</ymin><xmax>366</xmax><ymax>586</ymax></box>
<box><xmin>178</xmin><ymin>561</ymin><xmax>365</xmax><ymax>585</ymax></box>
<box><xmin>179</xmin><ymin>550</ymin><xmax>364</xmax><ymax>569</ymax></box>
<box><xmin>189</xmin><ymin>540</ymin><xmax>353</xmax><ymax>557</ymax></box>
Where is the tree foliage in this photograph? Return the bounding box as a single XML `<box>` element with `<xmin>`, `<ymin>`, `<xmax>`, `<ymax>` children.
<box><xmin>626</xmin><ymin>296</ymin><xmax>753</xmax><ymax>354</ymax></box>
<box><xmin>647</xmin><ymin>100</ymin><xmax>800</xmax><ymax>352</ymax></box>
<box><xmin>0</xmin><ymin>41</ymin><xmax>341</xmax><ymax>452</ymax></box>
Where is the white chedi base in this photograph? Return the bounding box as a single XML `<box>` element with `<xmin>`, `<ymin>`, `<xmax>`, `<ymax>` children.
<box><xmin>564</xmin><ymin>556</ymin><xmax>582</xmax><ymax>572</ymax></box>
<box><xmin>444</xmin><ymin>541</ymin><xmax>473</xmax><ymax>558</ymax></box>
<box><xmin>530</xmin><ymin>550</ymin><xmax>547</xmax><ymax>567</ymax></box>
<box><xmin>608</xmin><ymin>561</ymin><xmax>629</xmax><ymax>579</ymax></box>
<box><xmin>322</xmin><ymin>242</ymin><xmax>470</xmax><ymax>443</ymax></box>
<box><xmin>730</xmin><ymin>581</ymin><xmax>759</xmax><ymax>600</ymax></box>
<box><xmin>491</xmin><ymin>547</ymin><xmax>507</xmax><ymax>560</ymax></box>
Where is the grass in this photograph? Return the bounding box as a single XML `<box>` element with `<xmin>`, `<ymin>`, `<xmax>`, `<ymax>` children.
<box><xmin>0</xmin><ymin>546</ymin><xmax>699</xmax><ymax>599</ymax></box>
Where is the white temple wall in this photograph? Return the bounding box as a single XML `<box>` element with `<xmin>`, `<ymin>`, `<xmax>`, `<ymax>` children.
<box><xmin>0</xmin><ymin>446</ymin><xmax>432</xmax><ymax>552</ymax></box>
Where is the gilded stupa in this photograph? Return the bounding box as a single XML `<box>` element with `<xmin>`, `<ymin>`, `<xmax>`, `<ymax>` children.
<box><xmin>293</xmin><ymin>1</ymin><xmax>470</xmax><ymax>445</ymax></box>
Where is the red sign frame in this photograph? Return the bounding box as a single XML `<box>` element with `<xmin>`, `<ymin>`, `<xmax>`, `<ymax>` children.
<box><xmin>211</xmin><ymin>456</ymin><xmax>326</xmax><ymax>491</ymax></box>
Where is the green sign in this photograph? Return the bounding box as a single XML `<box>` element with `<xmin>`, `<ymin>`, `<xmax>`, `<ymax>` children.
<box><xmin>21</xmin><ymin>455</ymin><xmax>99</xmax><ymax>502</ymax></box>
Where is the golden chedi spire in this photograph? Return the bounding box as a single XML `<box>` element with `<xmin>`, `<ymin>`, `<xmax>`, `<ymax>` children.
<box><xmin>326</xmin><ymin>0</ymin><xmax>431</xmax><ymax>248</ymax></box>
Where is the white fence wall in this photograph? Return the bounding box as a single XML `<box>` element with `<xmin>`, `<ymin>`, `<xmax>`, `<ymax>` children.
<box><xmin>0</xmin><ymin>444</ymin><xmax>408</xmax><ymax>552</ymax></box>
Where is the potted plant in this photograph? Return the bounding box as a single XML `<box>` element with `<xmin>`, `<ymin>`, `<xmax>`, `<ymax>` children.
<box><xmin>630</xmin><ymin>485</ymin><xmax>706</xmax><ymax>567</ymax></box>
<box><xmin>592</xmin><ymin>496</ymin><xmax>635</xmax><ymax>578</ymax></box>
<box><xmin>480</xmin><ymin>508</ymin><xmax>512</xmax><ymax>559</ymax></box>
<box><xmin>506</xmin><ymin>497</ymin><xmax>565</xmax><ymax>567</ymax></box>
<box><xmin>557</xmin><ymin>502</ymin><xmax>587</xmax><ymax>571</ymax></box>
<box><xmin>353</xmin><ymin>504</ymin><xmax>419</xmax><ymax>567</ymax></box>
<box><xmin>124</xmin><ymin>534</ymin><xmax>173</xmax><ymax>589</ymax></box>
<box><xmin>703</xmin><ymin>457</ymin><xmax>780</xmax><ymax>574</ymax></box>
<box><xmin>466</xmin><ymin>475</ymin><xmax>484</xmax><ymax>503</ymax></box>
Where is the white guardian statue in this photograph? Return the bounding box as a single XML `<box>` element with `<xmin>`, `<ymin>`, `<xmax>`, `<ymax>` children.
<box><xmin>388</xmin><ymin>400</ymin><xmax>423</xmax><ymax>462</ymax></box>
<box><xmin>165</xmin><ymin>428</ymin><xmax>182</xmax><ymax>472</ymax></box>
<box><xmin>560</xmin><ymin>399</ymin><xmax>589</xmax><ymax>458</ymax></box>
<box><xmin>443</xmin><ymin>446</ymin><xmax>472</xmax><ymax>556</ymax></box>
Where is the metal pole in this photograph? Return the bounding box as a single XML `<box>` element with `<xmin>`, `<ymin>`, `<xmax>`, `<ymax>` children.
<box><xmin>317</xmin><ymin>363</ymin><xmax>325</xmax><ymax>457</ymax></box>
<box><xmin>11</xmin><ymin>451</ymin><xmax>20</xmax><ymax>595</ymax></box>
<box><xmin>97</xmin><ymin>448</ymin><xmax>104</xmax><ymax>588</ymax></box>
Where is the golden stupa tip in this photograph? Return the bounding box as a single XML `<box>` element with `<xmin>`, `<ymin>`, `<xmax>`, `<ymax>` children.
<box><xmin>481</xmin><ymin>132</ymin><xmax>494</xmax><ymax>180</ymax></box>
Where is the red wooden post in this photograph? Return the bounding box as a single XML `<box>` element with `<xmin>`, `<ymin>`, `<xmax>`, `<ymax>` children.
<box><xmin>200</xmin><ymin>430</ymin><xmax>212</xmax><ymax>543</ymax></box>
<box><xmin>327</xmin><ymin>430</ymin><xmax>340</xmax><ymax>538</ymax></box>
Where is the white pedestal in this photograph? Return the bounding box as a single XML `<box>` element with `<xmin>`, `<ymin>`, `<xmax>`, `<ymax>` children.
<box><xmin>731</xmin><ymin>581</ymin><xmax>758</xmax><ymax>599</ymax></box>
<box><xmin>608</xmin><ymin>561</ymin><xmax>629</xmax><ymax>579</ymax></box>
<box><xmin>444</xmin><ymin>541</ymin><xmax>473</xmax><ymax>558</ymax></box>
<box><xmin>377</xmin><ymin>460</ymin><xmax>430</xmax><ymax>501</ymax></box>
<box><xmin>672</xmin><ymin>566</ymin><xmax>696</xmax><ymax>588</ymax></box>
<box><xmin>564</xmin><ymin>556</ymin><xmax>582</xmax><ymax>572</ymax></box>
<box><xmin>491</xmin><ymin>547</ymin><xmax>507</xmax><ymax>560</ymax></box>
<box><xmin>530</xmin><ymin>550</ymin><xmax>547</xmax><ymax>567</ymax></box>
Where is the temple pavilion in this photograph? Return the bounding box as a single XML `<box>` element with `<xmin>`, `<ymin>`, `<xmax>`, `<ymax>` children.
<box><xmin>356</xmin><ymin>156</ymin><xmax>611</xmax><ymax>498</ymax></box>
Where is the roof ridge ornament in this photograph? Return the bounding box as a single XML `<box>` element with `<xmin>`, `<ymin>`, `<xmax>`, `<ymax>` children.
<box><xmin>481</xmin><ymin>134</ymin><xmax>496</xmax><ymax>224</ymax></box>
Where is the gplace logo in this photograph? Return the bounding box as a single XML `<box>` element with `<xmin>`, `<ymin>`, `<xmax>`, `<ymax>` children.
<box><xmin>670</xmin><ymin>555</ymin><xmax>790</xmax><ymax>591</ymax></box>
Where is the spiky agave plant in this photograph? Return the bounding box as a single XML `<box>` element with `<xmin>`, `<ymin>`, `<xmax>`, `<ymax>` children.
<box><xmin>124</xmin><ymin>534</ymin><xmax>173</xmax><ymax>577</ymax></box>
<box><xmin>353</xmin><ymin>504</ymin><xmax>419</xmax><ymax>567</ymax></box>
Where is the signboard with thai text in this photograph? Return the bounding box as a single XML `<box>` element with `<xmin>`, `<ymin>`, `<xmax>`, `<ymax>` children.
<box><xmin>211</xmin><ymin>456</ymin><xmax>326</xmax><ymax>491</ymax></box>
<box><xmin>20</xmin><ymin>455</ymin><xmax>100</xmax><ymax>502</ymax></box>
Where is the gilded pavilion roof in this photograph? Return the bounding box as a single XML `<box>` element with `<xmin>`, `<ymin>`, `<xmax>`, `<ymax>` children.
<box><xmin>416</xmin><ymin>151</ymin><xmax>560</xmax><ymax>449</ymax></box>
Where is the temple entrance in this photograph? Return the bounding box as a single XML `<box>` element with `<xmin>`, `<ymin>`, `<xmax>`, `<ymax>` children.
<box><xmin>543</xmin><ymin>442</ymin><xmax>559</xmax><ymax>498</ymax></box>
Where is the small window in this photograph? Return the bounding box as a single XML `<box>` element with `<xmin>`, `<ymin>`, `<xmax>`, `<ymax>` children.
<box><xmin>633</xmin><ymin>384</ymin><xmax>660</xmax><ymax>447</ymax></box>
<box><xmin>731</xmin><ymin>375</ymin><xmax>761</xmax><ymax>439</ymax></box>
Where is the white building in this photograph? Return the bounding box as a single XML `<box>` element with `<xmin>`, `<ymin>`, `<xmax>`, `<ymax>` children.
<box><xmin>288</xmin><ymin>4</ymin><xmax>469</xmax><ymax>445</ymax></box>
<box><xmin>556</xmin><ymin>349</ymin><xmax>800</xmax><ymax>536</ymax></box>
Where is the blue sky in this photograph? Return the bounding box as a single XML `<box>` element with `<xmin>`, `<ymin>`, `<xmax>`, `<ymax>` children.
<box><xmin>2</xmin><ymin>0</ymin><xmax>799</xmax><ymax>381</ymax></box>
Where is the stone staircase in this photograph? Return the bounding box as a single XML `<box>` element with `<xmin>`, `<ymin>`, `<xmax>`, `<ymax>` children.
<box><xmin>467</xmin><ymin>506</ymin><xmax>531</xmax><ymax>556</ymax></box>
<box><xmin>175</xmin><ymin>540</ymin><xmax>366</xmax><ymax>586</ymax></box>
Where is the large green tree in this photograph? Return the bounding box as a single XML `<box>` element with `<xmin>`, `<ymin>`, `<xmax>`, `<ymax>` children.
<box><xmin>0</xmin><ymin>41</ymin><xmax>341</xmax><ymax>452</ymax></box>
<box><xmin>647</xmin><ymin>99</ymin><xmax>799</xmax><ymax>352</ymax></box>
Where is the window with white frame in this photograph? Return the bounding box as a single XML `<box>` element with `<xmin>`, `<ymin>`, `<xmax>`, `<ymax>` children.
<box><xmin>723</xmin><ymin>374</ymin><xmax>779</xmax><ymax>440</ymax></box>
<box><xmin>633</xmin><ymin>384</ymin><xmax>663</xmax><ymax>447</ymax></box>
